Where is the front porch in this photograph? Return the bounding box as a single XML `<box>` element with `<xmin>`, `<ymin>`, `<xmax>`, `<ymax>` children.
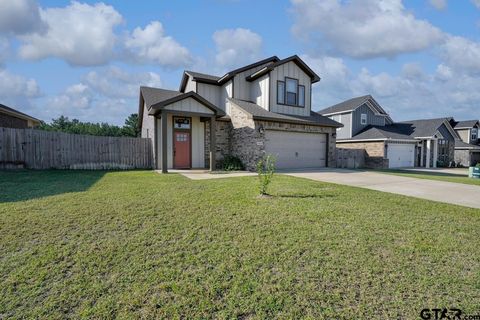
<box><xmin>147</xmin><ymin>92</ymin><xmax>226</xmax><ymax>173</ymax></box>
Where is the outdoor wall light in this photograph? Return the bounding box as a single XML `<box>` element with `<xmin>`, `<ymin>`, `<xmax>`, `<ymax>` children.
<box><xmin>258</xmin><ymin>125</ymin><xmax>265</xmax><ymax>134</ymax></box>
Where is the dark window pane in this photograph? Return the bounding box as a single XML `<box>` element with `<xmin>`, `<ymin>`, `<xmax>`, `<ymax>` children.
<box><xmin>298</xmin><ymin>86</ymin><xmax>305</xmax><ymax>106</ymax></box>
<box><xmin>286</xmin><ymin>92</ymin><xmax>297</xmax><ymax>105</ymax></box>
<box><xmin>277</xmin><ymin>81</ymin><xmax>285</xmax><ymax>104</ymax></box>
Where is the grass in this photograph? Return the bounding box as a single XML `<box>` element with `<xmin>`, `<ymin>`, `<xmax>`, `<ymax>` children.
<box><xmin>1</xmin><ymin>170</ymin><xmax>480</xmax><ymax>319</ymax></box>
<box><xmin>374</xmin><ymin>168</ymin><xmax>480</xmax><ymax>186</ymax></box>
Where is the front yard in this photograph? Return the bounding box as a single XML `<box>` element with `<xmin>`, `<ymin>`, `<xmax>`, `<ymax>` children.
<box><xmin>375</xmin><ymin>168</ymin><xmax>480</xmax><ymax>186</ymax></box>
<box><xmin>1</xmin><ymin>170</ymin><xmax>479</xmax><ymax>319</ymax></box>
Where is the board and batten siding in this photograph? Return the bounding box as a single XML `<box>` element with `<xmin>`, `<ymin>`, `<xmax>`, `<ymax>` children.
<box><xmin>233</xmin><ymin>63</ymin><xmax>273</xmax><ymax>102</ymax></box>
<box><xmin>220</xmin><ymin>80</ymin><xmax>233</xmax><ymax>113</ymax></box>
<box><xmin>163</xmin><ymin>97</ymin><xmax>215</xmax><ymax>115</ymax></box>
<box><xmin>157</xmin><ymin>114</ymin><xmax>205</xmax><ymax>169</ymax></box>
<box><xmin>250</xmin><ymin>74</ymin><xmax>269</xmax><ymax>110</ymax></box>
<box><xmin>184</xmin><ymin>75</ymin><xmax>196</xmax><ymax>92</ymax></box>
<box><xmin>330</xmin><ymin>112</ymin><xmax>352</xmax><ymax>140</ymax></box>
<box><xmin>141</xmin><ymin>102</ymin><xmax>155</xmax><ymax>139</ymax></box>
<box><xmin>197</xmin><ymin>83</ymin><xmax>221</xmax><ymax>108</ymax></box>
<box><xmin>269</xmin><ymin>61</ymin><xmax>311</xmax><ymax>117</ymax></box>
<box><xmin>351</xmin><ymin>104</ymin><xmax>386</xmax><ymax>136</ymax></box>
<box><xmin>437</xmin><ymin>123</ymin><xmax>455</xmax><ymax>141</ymax></box>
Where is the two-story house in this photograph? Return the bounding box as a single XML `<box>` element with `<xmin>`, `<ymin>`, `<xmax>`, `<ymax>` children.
<box><xmin>139</xmin><ymin>55</ymin><xmax>342</xmax><ymax>172</ymax></box>
<box><xmin>318</xmin><ymin>95</ymin><xmax>459</xmax><ymax>169</ymax></box>
<box><xmin>451</xmin><ymin>119</ymin><xmax>480</xmax><ymax>166</ymax></box>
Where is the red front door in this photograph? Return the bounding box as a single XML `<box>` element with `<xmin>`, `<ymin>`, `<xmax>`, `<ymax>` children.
<box><xmin>174</xmin><ymin>131</ymin><xmax>191</xmax><ymax>168</ymax></box>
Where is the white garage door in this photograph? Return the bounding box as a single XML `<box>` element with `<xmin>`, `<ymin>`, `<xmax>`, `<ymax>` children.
<box><xmin>265</xmin><ymin>130</ymin><xmax>327</xmax><ymax>169</ymax></box>
<box><xmin>387</xmin><ymin>143</ymin><xmax>415</xmax><ymax>168</ymax></box>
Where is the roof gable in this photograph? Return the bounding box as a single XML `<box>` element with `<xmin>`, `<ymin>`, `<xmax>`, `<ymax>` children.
<box><xmin>453</xmin><ymin>119</ymin><xmax>480</xmax><ymax>129</ymax></box>
<box><xmin>0</xmin><ymin>103</ymin><xmax>41</xmax><ymax>123</ymax></box>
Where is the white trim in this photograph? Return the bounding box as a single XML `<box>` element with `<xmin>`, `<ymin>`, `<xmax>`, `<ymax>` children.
<box><xmin>337</xmin><ymin>138</ymin><xmax>417</xmax><ymax>143</ymax></box>
<box><xmin>322</xmin><ymin>110</ymin><xmax>354</xmax><ymax>116</ymax></box>
<box><xmin>360</xmin><ymin>113</ymin><xmax>367</xmax><ymax>125</ymax></box>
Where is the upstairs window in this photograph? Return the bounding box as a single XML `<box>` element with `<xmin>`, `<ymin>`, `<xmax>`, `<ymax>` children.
<box><xmin>472</xmin><ymin>128</ymin><xmax>478</xmax><ymax>141</ymax></box>
<box><xmin>361</xmin><ymin>113</ymin><xmax>367</xmax><ymax>125</ymax></box>
<box><xmin>277</xmin><ymin>77</ymin><xmax>306</xmax><ymax>107</ymax></box>
<box><xmin>298</xmin><ymin>85</ymin><xmax>305</xmax><ymax>107</ymax></box>
<box><xmin>277</xmin><ymin>81</ymin><xmax>285</xmax><ymax>104</ymax></box>
<box><xmin>286</xmin><ymin>78</ymin><xmax>298</xmax><ymax>105</ymax></box>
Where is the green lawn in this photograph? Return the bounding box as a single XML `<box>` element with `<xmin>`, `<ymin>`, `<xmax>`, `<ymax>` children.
<box><xmin>374</xmin><ymin>169</ymin><xmax>480</xmax><ymax>186</ymax></box>
<box><xmin>1</xmin><ymin>170</ymin><xmax>479</xmax><ymax>319</ymax></box>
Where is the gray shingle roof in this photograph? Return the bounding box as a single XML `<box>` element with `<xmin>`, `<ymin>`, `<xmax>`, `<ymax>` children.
<box><xmin>228</xmin><ymin>98</ymin><xmax>342</xmax><ymax>127</ymax></box>
<box><xmin>349</xmin><ymin>125</ymin><xmax>416</xmax><ymax>141</ymax></box>
<box><xmin>453</xmin><ymin>119</ymin><xmax>479</xmax><ymax>129</ymax></box>
<box><xmin>185</xmin><ymin>71</ymin><xmax>220</xmax><ymax>82</ymax></box>
<box><xmin>140</xmin><ymin>86</ymin><xmax>183</xmax><ymax>108</ymax></box>
<box><xmin>455</xmin><ymin>140</ymin><xmax>480</xmax><ymax>150</ymax></box>
<box><xmin>318</xmin><ymin>95</ymin><xmax>372</xmax><ymax>115</ymax></box>
<box><xmin>397</xmin><ymin>118</ymin><xmax>448</xmax><ymax>138</ymax></box>
<box><xmin>0</xmin><ymin>103</ymin><xmax>41</xmax><ymax>122</ymax></box>
<box><xmin>349</xmin><ymin>117</ymin><xmax>453</xmax><ymax>141</ymax></box>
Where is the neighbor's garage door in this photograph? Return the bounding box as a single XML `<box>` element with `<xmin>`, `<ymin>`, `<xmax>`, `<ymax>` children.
<box><xmin>387</xmin><ymin>143</ymin><xmax>415</xmax><ymax>168</ymax></box>
<box><xmin>265</xmin><ymin>130</ymin><xmax>327</xmax><ymax>169</ymax></box>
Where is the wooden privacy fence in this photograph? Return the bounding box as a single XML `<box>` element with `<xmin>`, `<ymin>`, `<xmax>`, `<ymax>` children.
<box><xmin>0</xmin><ymin>127</ymin><xmax>153</xmax><ymax>170</ymax></box>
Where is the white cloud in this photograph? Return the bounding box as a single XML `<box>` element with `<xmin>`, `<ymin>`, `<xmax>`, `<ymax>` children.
<box><xmin>290</xmin><ymin>0</ymin><xmax>443</xmax><ymax>58</ymax></box>
<box><xmin>0</xmin><ymin>69</ymin><xmax>41</xmax><ymax>98</ymax></box>
<box><xmin>213</xmin><ymin>28</ymin><xmax>262</xmax><ymax>68</ymax></box>
<box><xmin>44</xmin><ymin>67</ymin><xmax>162</xmax><ymax>125</ymax></box>
<box><xmin>430</xmin><ymin>0</ymin><xmax>447</xmax><ymax>10</ymax></box>
<box><xmin>439</xmin><ymin>35</ymin><xmax>480</xmax><ymax>74</ymax></box>
<box><xmin>125</xmin><ymin>21</ymin><xmax>192</xmax><ymax>68</ymax></box>
<box><xmin>18</xmin><ymin>1</ymin><xmax>123</xmax><ymax>66</ymax></box>
<box><xmin>84</xmin><ymin>66</ymin><xmax>162</xmax><ymax>98</ymax></box>
<box><xmin>0</xmin><ymin>0</ymin><xmax>45</xmax><ymax>35</ymax></box>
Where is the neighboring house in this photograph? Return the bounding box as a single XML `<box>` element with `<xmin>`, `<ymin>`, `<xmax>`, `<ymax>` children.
<box><xmin>450</xmin><ymin>119</ymin><xmax>480</xmax><ymax>166</ymax></box>
<box><xmin>0</xmin><ymin>104</ymin><xmax>41</xmax><ymax>129</ymax></box>
<box><xmin>139</xmin><ymin>55</ymin><xmax>342</xmax><ymax>172</ymax></box>
<box><xmin>318</xmin><ymin>95</ymin><xmax>459</xmax><ymax>168</ymax></box>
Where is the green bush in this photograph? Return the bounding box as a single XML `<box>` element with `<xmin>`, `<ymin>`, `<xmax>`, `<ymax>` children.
<box><xmin>256</xmin><ymin>154</ymin><xmax>276</xmax><ymax>196</ymax></box>
<box><xmin>222</xmin><ymin>155</ymin><xmax>244</xmax><ymax>171</ymax></box>
<box><xmin>476</xmin><ymin>163</ymin><xmax>480</xmax><ymax>168</ymax></box>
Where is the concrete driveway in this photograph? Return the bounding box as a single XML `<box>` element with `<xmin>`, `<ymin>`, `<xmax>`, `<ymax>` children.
<box><xmin>283</xmin><ymin>168</ymin><xmax>480</xmax><ymax>209</ymax></box>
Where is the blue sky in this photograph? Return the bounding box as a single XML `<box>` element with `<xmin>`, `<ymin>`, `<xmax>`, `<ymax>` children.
<box><xmin>0</xmin><ymin>0</ymin><xmax>479</xmax><ymax>125</ymax></box>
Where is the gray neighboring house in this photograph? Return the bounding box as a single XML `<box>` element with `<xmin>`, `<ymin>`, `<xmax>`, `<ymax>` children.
<box><xmin>139</xmin><ymin>55</ymin><xmax>342</xmax><ymax>172</ymax></box>
<box><xmin>450</xmin><ymin>119</ymin><xmax>480</xmax><ymax>166</ymax></box>
<box><xmin>318</xmin><ymin>95</ymin><xmax>459</xmax><ymax>168</ymax></box>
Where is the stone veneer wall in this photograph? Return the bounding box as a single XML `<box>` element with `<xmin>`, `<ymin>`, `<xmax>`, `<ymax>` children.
<box><xmin>455</xmin><ymin>149</ymin><xmax>471</xmax><ymax>167</ymax></box>
<box><xmin>229</xmin><ymin>106</ymin><xmax>265</xmax><ymax>171</ymax></box>
<box><xmin>337</xmin><ymin>141</ymin><xmax>387</xmax><ymax>169</ymax></box>
<box><xmin>204</xmin><ymin>119</ymin><xmax>232</xmax><ymax>169</ymax></box>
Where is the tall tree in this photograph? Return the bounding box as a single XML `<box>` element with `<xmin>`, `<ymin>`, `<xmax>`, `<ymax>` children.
<box><xmin>122</xmin><ymin>113</ymin><xmax>140</xmax><ymax>137</ymax></box>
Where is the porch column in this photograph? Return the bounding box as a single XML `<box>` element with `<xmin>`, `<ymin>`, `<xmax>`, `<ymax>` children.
<box><xmin>420</xmin><ymin>141</ymin><xmax>424</xmax><ymax>167</ymax></box>
<box><xmin>426</xmin><ymin>139</ymin><xmax>431</xmax><ymax>168</ymax></box>
<box><xmin>209</xmin><ymin>116</ymin><xmax>216</xmax><ymax>171</ymax></box>
<box><xmin>161</xmin><ymin>112</ymin><xmax>168</xmax><ymax>173</ymax></box>
<box><xmin>433</xmin><ymin>139</ymin><xmax>438</xmax><ymax>168</ymax></box>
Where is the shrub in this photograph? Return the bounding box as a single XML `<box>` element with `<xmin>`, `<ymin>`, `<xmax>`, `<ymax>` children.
<box><xmin>222</xmin><ymin>155</ymin><xmax>244</xmax><ymax>171</ymax></box>
<box><xmin>256</xmin><ymin>154</ymin><xmax>276</xmax><ymax>196</ymax></box>
<box><xmin>476</xmin><ymin>163</ymin><xmax>480</xmax><ymax>168</ymax></box>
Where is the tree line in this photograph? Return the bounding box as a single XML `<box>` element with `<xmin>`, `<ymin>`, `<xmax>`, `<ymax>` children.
<box><xmin>38</xmin><ymin>114</ymin><xmax>140</xmax><ymax>137</ymax></box>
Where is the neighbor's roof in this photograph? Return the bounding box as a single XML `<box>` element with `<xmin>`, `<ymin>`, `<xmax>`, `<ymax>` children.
<box><xmin>397</xmin><ymin>118</ymin><xmax>451</xmax><ymax>138</ymax></box>
<box><xmin>348</xmin><ymin>124</ymin><xmax>417</xmax><ymax>141</ymax></box>
<box><xmin>184</xmin><ymin>70</ymin><xmax>221</xmax><ymax>82</ymax></box>
<box><xmin>318</xmin><ymin>95</ymin><xmax>372</xmax><ymax>115</ymax></box>
<box><xmin>452</xmin><ymin>119</ymin><xmax>479</xmax><ymax>129</ymax></box>
<box><xmin>0</xmin><ymin>103</ymin><xmax>41</xmax><ymax>123</ymax></box>
<box><xmin>455</xmin><ymin>140</ymin><xmax>480</xmax><ymax>150</ymax></box>
<box><xmin>228</xmin><ymin>98</ymin><xmax>343</xmax><ymax>127</ymax></box>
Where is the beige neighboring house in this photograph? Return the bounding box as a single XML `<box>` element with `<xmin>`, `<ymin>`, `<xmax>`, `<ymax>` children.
<box><xmin>138</xmin><ymin>55</ymin><xmax>343</xmax><ymax>172</ymax></box>
<box><xmin>0</xmin><ymin>104</ymin><xmax>41</xmax><ymax>129</ymax></box>
<box><xmin>450</xmin><ymin>119</ymin><xmax>480</xmax><ymax>166</ymax></box>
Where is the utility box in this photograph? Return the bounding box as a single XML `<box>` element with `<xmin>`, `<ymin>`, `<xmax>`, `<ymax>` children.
<box><xmin>469</xmin><ymin>166</ymin><xmax>480</xmax><ymax>179</ymax></box>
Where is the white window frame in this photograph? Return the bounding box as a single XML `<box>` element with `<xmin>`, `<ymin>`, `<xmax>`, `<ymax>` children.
<box><xmin>360</xmin><ymin>113</ymin><xmax>367</xmax><ymax>125</ymax></box>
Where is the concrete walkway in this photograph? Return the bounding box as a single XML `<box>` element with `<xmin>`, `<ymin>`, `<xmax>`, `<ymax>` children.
<box><xmin>402</xmin><ymin>167</ymin><xmax>469</xmax><ymax>176</ymax></box>
<box><xmin>284</xmin><ymin>169</ymin><xmax>480</xmax><ymax>209</ymax></box>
